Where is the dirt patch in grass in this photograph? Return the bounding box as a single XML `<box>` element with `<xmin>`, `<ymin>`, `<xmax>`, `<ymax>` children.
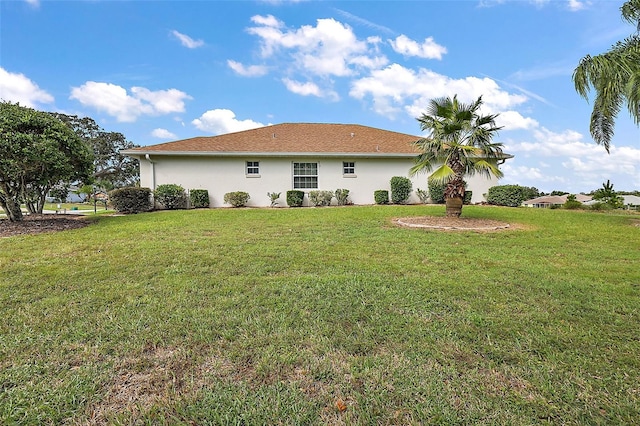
<box><xmin>0</xmin><ymin>214</ymin><xmax>91</xmax><ymax>237</ymax></box>
<box><xmin>394</xmin><ymin>216</ymin><xmax>521</xmax><ymax>232</ymax></box>
<box><xmin>84</xmin><ymin>346</ymin><xmax>191</xmax><ymax>424</ymax></box>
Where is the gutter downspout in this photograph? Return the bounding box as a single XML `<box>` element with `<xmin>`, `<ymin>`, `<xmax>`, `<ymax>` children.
<box><xmin>145</xmin><ymin>154</ymin><xmax>156</xmax><ymax>191</ymax></box>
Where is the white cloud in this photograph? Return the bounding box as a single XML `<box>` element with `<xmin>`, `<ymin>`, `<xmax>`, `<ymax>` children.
<box><xmin>0</xmin><ymin>67</ymin><xmax>53</xmax><ymax>107</ymax></box>
<box><xmin>496</xmin><ymin>110</ymin><xmax>539</xmax><ymax>130</ymax></box>
<box><xmin>281</xmin><ymin>78</ymin><xmax>339</xmax><ymax>100</ymax></box>
<box><xmin>504</xmin><ymin>127</ymin><xmax>640</xmax><ymax>190</ymax></box>
<box><xmin>333</xmin><ymin>8</ymin><xmax>395</xmax><ymax>35</ymax></box>
<box><xmin>282</xmin><ymin>78</ymin><xmax>321</xmax><ymax>97</ymax></box>
<box><xmin>567</xmin><ymin>0</ymin><xmax>588</xmax><ymax>11</ymax></box>
<box><xmin>350</xmin><ymin>63</ymin><xmax>529</xmax><ymax>120</ymax></box>
<box><xmin>24</xmin><ymin>0</ymin><xmax>40</xmax><ymax>7</ymax></box>
<box><xmin>171</xmin><ymin>30</ymin><xmax>204</xmax><ymax>49</ymax></box>
<box><xmin>192</xmin><ymin>109</ymin><xmax>266</xmax><ymax>135</ymax></box>
<box><xmin>246</xmin><ymin>15</ymin><xmax>384</xmax><ymax>77</ymax></box>
<box><xmin>389</xmin><ymin>35</ymin><xmax>447</xmax><ymax>60</ymax></box>
<box><xmin>227</xmin><ymin>60</ymin><xmax>269</xmax><ymax>77</ymax></box>
<box><xmin>151</xmin><ymin>128</ymin><xmax>177</xmax><ymax>139</ymax></box>
<box><xmin>70</xmin><ymin>82</ymin><xmax>191</xmax><ymax>122</ymax></box>
<box><xmin>501</xmin><ymin>163</ymin><xmax>568</xmax><ymax>187</ymax></box>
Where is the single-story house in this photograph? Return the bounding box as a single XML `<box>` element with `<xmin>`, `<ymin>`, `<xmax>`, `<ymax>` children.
<box><xmin>523</xmin><ymin>194</ymin><xmax>593</xmax><ymax>208</ymax></box>
<box><xmin>582</xmin><ymin>194</ymin><xmax>640</xmax><ymax>210</ymax></box>
<box><xmin>122</xmin><ymin>123</ymin><xmax>512</xmax><ymax>207</ymax></box>
<box><xmin>621</xmin><ymin>195</ymin><xmax>640</xmax><ymax>209</ymax></box>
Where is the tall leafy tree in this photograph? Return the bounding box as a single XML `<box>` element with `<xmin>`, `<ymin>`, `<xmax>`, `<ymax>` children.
<box><xmin>0</xmin><ymin>102</ymin><xmax>94</xmax><ymax>221</ymax></box>
<box><xmin>49</xmin><ymin>113</ymin><xmax>140</xmax><ymax>188</ymax></box>
<box><xmin>410</xmin><ymin>95</ymin><xmax>505</xmax><ymax>217</ymax></box>
<box><xmin>573</xmin><ymin>0</ymin><xmax>640</xmax><ymax>152</ymax></box>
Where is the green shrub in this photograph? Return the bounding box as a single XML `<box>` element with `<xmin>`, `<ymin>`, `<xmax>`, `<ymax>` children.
<box><xmin>286</xmin><ymin>190</ymin><xmax>305</xmax><ymax>207</ymax></box>
<box><xmin>267</xmin><ymin>192</ymin><xmax>281</xmax><ymax>207</ymax></box>
<box><xmin>374</xmin><ymin>190</ymin><xmax>389</xmax><ymax>205</ymax></box>
<box><xmin>309</xmin><ymin>190</ymin><xmax>333</xmax><ymax>207</ymax></box>
<box><xmin>463</xmin><ymin>190</ymin><xmax>473</xmax><ymax>205</ymax></box>
<box><xmin>189</xmin><ymin>189</ymin><xmax>210</xmax><ymax>208</ymax></box>
<box><xmin>428</xmin><ymin>181</ymin><xmax>446</xmax><ymax>204</ymax></box>
<box><xmin>563</xmin><ymin>194</ymin><xmax>583</xmax><ymax>210</ymax></box>
<box><xmin>154</xmin><ymin>184</ymin><xmax>187</xmax><ymax>209</ymax></box>
<box><xmin>589</xmin><ymin>202</ymin><xmax>613</xmax><ymax>211</ymax></box>
<box><xmin>109</xmin><ymin>187</ymin><xmax>153</xmax><ymax>214</ymax></box>
<box><xmin>415</xmin><ymin>188</ymin><xmax>429</xmax><ymax>204</ymax></box>
<box><xmin>224</xmin><ymin>191</ymin><xmax>250</xmax><ymax>207</ymax></box>
<box><xmin>334</xmin><ymin>188</ymin><xmax>350</xmax><ymax>206</ymax></box>
<box><xmin>487</xmin><ymin>185</ymin><xmax>540</xmax><ymax>207</ymax></box>
<box><xmin>390</xmin><ymin>176</ymin><xmax>412</xmax><ymax>204</ymax></box>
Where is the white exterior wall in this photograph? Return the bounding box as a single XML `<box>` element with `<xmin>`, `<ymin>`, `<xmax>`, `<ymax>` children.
<box><xmin>136</xmin><ymin>155</ymin><xmax>500</xmax><ymax>207</ymax></box>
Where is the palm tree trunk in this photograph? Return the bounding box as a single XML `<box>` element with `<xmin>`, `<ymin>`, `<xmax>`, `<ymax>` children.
<box><xmin>444</xmin><ymin>159</ymin><xmax>466</xmax><ymax>218</ymax></box>
<box><xmin>445</xmin><ymin>195</ymin><xmax>463</xmax><ymax>217</ymax></box>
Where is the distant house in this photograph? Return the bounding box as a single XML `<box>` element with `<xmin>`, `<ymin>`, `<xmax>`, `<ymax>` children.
<box><xmin>622</xmin><ymin>195</ymin><xmax>640</xmax><ymax>209</ymax></box>
<box><xmin>122</xmin><ymin>123</ymin><xmax>512</xmax><ymax>207</ymax></box>
<box><xmin>523</xmin><ymin>194</ymin><xmax>593</xmax><ymax>208</ymax></box>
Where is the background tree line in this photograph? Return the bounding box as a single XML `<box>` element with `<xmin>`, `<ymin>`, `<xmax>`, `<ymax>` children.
<box><xmin>0</xmin><ymin>102</ymin><xmax>139</xmax><ymax>221</ymax></box>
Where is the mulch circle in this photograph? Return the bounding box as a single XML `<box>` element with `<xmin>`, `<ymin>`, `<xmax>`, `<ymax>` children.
<box><xmin>394</xmin><ymin>216</ymin><xmax>512</xmax><ymax>231</ymax></box>
<box><xmin>0</xmin><ymin>214</ymin><xmax>92</xmax><ymax>237</ymax></box>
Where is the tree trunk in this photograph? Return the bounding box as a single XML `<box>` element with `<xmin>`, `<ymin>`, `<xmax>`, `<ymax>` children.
<box><xmin>445</xmin><ymin>196</ymin><xmax>464</xmax><ymax>218</ymax></box>
<box><xmin>2</xmin><ymin>198</ymin><xmax>23</xmax><ymax>222</ymax></box>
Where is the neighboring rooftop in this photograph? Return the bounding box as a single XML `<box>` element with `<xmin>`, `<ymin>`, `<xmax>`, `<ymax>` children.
<box><xmin>523</xmin><ymin>194</ymin><xmax>593</xmax><ymax>206</ymax></box>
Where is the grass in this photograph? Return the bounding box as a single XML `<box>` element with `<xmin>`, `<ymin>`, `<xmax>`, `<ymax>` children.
<box><xmin>0</xmin><ymin>205</ymin><xmax>639</xmax><ymax>424</ymax></box>
<box><xmin>42</xmin><ymin>202</ymin><xmax>113</xmax><ymax>214</ymax></box>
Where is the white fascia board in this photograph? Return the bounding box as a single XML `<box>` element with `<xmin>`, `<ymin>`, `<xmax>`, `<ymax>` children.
<box><xmin>121</xmin><ymin>150</ymin><xmax>417</xmax><ymax>159</ymax></box>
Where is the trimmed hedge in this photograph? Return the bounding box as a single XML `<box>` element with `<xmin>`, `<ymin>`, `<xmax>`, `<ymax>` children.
<box><xmin>189</xmin><ymin>189</ymin><xmax>210</xmax><ymax>208</ymax></box>
<box><xmin>309</xmin><ymin>190</ymin><xmax>333</xmax><ymax>207</ymax></box>
<box><xmin>428</xmin><ymin>181</ymin><xmax>446</xmax><ymax>204</ymax></box>
<box><xmin>487</xmin><ymin>185</ymin><xmax>540</xmax><ymax>207</ymax></box>
<box><xmin>154</xmin><ymin>184</ymin><xmax>187</xmax><ymax>209</ymax></box>
<box><xmin>374</xmin><ymin>190</ymin><xmax>389</xmax><ymax>205</ymax></box>
<box><xmin>286</xmin><ymin>190</ymin><xmax>304</xmax><ymax>207</ymax></box>
<box><xmin>224</xmin><ymin>191</ymin><xmax>250</xmax><ymax>207</ymax></box>
<box><xmin>109</xmin><ymin>187</ymin><xmax>153</xmax><ymax>214</ymax></box>
<box><xmin>390</xmin><ymin>176</ymin><xmax>412</xmax><ymax>204</ymax></box>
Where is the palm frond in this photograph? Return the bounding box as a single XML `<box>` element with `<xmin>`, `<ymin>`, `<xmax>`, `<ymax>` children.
<box><xmin>621</xmin><ymin>0</ymin><xmax>640</xmax><ymax>29</ymax></box>
<box><xmin>427</xmin><ymin>164</ymin><xmax>455</xmax><ymax>184</ymax></box>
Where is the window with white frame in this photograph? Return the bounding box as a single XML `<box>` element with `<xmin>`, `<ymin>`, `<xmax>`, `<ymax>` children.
<box><xmin>343</xmin><ymin>161</ymin><xmax>355</xmax><ymax>175</ymax></box>
<box><xmin>246</xmin><ymin>161</ymin><xmax>260</xmax><ymax>175</ymax></box>
<box><xmin>293</xmin><ymin>162</ymin><xmax>318</xmax><ymax>189</ymax></box>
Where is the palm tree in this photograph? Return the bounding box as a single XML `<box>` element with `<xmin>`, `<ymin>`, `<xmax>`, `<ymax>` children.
<box><xmin>410</xmin><ymin>95</ymin><xmax>505</xmax><ymax>218</ymax></box>
<box><xmin>573</xmin><ymin>0</ymin><xmax>640</xmax><ymax>152</ymax></box>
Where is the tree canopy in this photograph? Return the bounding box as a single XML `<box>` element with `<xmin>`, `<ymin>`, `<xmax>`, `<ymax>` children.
<box><xmin>49</xmin><ymin>113</ymin><xmax>140</xmax><ymax>189</ymax></box>
<box><xmin>573</xmin><ymin>0</ymin><xmax>640</xmax><ymax>152</ymax></box>
<box><xmin>0</xmin><ymin>102</ymin><xmax>94</xmax><ymax>221</ymax></box>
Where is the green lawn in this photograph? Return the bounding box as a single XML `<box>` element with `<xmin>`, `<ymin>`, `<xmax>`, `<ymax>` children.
<box><xmin>1</xmin><ymin>206</ymin><xmax>639</xmax><ymax>424</ymax></box>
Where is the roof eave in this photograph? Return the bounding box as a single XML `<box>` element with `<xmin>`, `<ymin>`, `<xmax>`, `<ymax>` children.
<box><xmin>122</xmin><ymin>150</ymin><xmax>419</xmax><ymax>158</ymax></box>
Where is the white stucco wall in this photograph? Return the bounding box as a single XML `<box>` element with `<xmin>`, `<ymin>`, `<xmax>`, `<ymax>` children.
<box><xmin>135</xmin><ymin>155</ymin><xmax>500</xmax><ymax>207</ymax></box>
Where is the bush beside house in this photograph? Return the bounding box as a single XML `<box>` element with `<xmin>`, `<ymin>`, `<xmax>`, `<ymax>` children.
<box><xmin>374</xmin><ymin>190</ymin><xmax>389</xmax><ymax>205</ymax></box>
<box><xmin>224</xmin><ymin>191</ymin><xmax>250</xmax><ymax>207</ymax></box>
<box><xmin>154</xmin><ymin>184</ymin><xmax>187</xmax><ymax>209</ymax></box>
<box><xmin>189</xmin><ymin>189</ymin><xmax>210</xmax><ymax>208</ymax></box>
<box><xmin>390</xmin><ymin>176</ymin><xmax>412</xmax><ymax>204</ymax></box>
<box><xmin>109</xmin><ymin>187</ymin><xmax>153</xmax><ymax>214</ymax></box>
<box><xmin>286</xmin><ymin>190</ymin><xmax>305</xmax><ymax>207</ymax></box>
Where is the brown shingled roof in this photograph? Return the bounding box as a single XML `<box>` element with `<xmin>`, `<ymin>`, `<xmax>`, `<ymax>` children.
<box><xmin>124</xmin><ymin>123</ymin><xmax>421</xmax><ymax>156</ymax></box>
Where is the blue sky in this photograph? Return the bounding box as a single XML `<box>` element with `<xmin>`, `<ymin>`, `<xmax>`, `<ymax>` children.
<box><xmin>2</xmin><ymin>0</ymin><xmax>639</xmax><ymax>193</ymax></box>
